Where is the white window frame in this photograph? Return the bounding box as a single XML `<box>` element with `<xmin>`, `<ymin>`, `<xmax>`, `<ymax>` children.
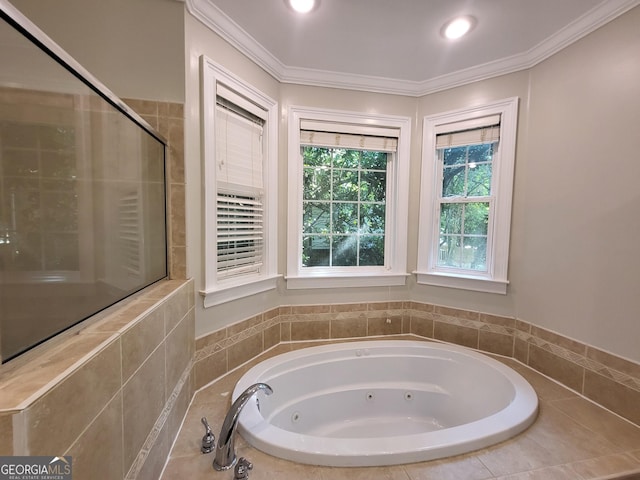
<box><xmin>416</xmin><ymin>97</ymin><xmax>518</xmax><ymax>294</ymax></box>
<box><xmin>287</xmin><ymin>106</ymin><xmax>411</xmax><ymax>289</ymax></box>
<box><xmin>200</xmin><ymin>55</ymin><xmax>279</xmax><ymax>307</ymax></box>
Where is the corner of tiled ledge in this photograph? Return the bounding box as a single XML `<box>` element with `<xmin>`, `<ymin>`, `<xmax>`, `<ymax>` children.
<box><xmin>0</xmin><ymin>277</ymin><xmax>195</xmax><ymax>479</ymax></box>
<box><xmin>0</xmin><ymin>279</ymin><xmax>191</xmax><ymax>413</ymax></box>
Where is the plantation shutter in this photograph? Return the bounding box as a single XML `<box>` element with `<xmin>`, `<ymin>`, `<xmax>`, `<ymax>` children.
<box><xmin>435</xmin><ymin>114</ymin><xmax>501</xmax><ymax>148</ymax></box>
<box><xmin>300</xmin><ymin>120</ymin><xmax>399</xmax><ymax>152</ymax></box>
<box><xmin>215</xmin><ymin>90</ymin><xmax>265</xmax><ymax>279</ymax></box>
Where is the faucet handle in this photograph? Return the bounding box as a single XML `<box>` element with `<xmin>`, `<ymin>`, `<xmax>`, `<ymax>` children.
<box><xmin>200</xmin><ymin>417</ymin><xmax>215</xmax><ymax>454</ymax></box>
<box><xmin>234</xmin><ymin>457</ymin><xmax>253</xmax><ymax>479</ymax></box>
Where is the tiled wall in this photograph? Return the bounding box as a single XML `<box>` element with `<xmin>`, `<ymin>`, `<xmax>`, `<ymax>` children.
<box><xmin>0</xmin><ymin>99</ymin><xmax>190</xmax><ymax>480</ymax></box>
<box><xmin>123</xmin><ymin>98</ymin><xmax>186</xmax><ymax>280</ymax></box>
<box><xmin>0</xmin><ymin>279</ymin><xmax>194</xmax><ymax>480</ymax></box>
<box><xmin>514</xmin><ymin>321</ymin><xmax>640</xmax><ymax>426</ymax></box>
<box><xmin>194</xmin><ymin>301</ymin><xmax>640</xmax><ymax>428</ymax></box>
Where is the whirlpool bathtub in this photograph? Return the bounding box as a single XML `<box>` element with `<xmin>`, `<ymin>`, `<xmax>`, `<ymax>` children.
<box><xmin>233</xmin><ymin>340</ymin><xmax>538</xmax><ymax>467</ymax></box>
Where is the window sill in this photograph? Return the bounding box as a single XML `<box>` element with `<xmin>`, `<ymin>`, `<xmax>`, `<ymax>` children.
<box><xmin>200</xmin><ymin>275</ymin><xmax>281</xmax><ymax>307</ymax></box>
<box><xmin>286</xmin><ymin>273</ymin><xmax>409</xmax><ymax>290</ymax></box>
<box><xmin>414</xmin><ymin>271</ymin><xmax>508</xmax><ymax>294</ymax></box>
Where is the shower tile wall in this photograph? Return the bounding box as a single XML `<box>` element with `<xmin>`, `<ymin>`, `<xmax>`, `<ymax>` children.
<box><xmin>123</xmin><ymin>98</ymin><xmax>186</xmax><ymax>279</ymax></box>
<box><xmin>194</xmin><ymin>302</ymin><xmax>640</xmax><ymax>428</ymax></box>
<box><xmin>0</xmin><ymin>88</ymin><xmax>79</xmax><ymax>272</ymax></box>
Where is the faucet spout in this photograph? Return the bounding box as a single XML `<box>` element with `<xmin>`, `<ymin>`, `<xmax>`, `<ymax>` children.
<box><xmin>213</xmin><ymin>382</ymin><xmax>273</xmax><ymax>471</ymax></box>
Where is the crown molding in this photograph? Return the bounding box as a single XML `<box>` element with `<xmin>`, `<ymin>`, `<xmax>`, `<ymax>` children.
<box><xmin>526</xmin><ymin>0</ymin><xmax>640</xmax><ymax>67</ymax></box>
<box><xmin>185</xmin><ymin>0</ymin><xmax>285</xmax><ymax>79</ymax></box>
<box><xmin>278</xmin><ymin>66</ymin><xmax>424</xmax><ymax>97</ymax></box>
<box><xmin>186</xmin><ymin>0</ymin><xmax>640</xmax><ymax>97</ymax></box>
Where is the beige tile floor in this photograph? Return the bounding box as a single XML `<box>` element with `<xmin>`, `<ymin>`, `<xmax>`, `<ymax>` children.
<box><xmin>161</xmin><ymin>342</ymin><xmax>640</xmax><ymax>480</ymax></box>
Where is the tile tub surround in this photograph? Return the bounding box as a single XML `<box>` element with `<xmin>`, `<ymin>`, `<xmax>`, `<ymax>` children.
<box><xmin>0</xmin><ymin>279</ymin><xmax>195</xmax><ymax>480</ymax></box>
<box><xmin>165</xmin><ymin>341</ymin><xmax>640</xmax><ymax>480</ymax></box>
<box><xmin>194</xmin><ymin>302</ymin><xmax>640</xmax><ymax>428</ymax></box>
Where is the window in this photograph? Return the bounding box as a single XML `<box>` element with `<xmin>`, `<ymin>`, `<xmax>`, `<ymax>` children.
<box><xmin>416</xmin><ymin>97</ymin><xmax>518</xmax><ymax>294</ymax></box>
<box><xmin>201</xmin><ymin>56</ymin><xmax>279</xmax><ymax>306</ymax></box>
<box><xmin>287</xmin><ymin>106</ymin><xmax>410</xmax><ymax>289</ymax></box>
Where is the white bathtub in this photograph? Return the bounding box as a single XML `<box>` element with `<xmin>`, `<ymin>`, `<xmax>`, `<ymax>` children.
<box><xmin>233</xmin><ymin>340</ymin><xmax>538</xmax><ymax>467</ymax></box>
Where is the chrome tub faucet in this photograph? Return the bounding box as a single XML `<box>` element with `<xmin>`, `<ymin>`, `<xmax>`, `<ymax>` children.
<box><xmin>213</xmin><ymin>382</ymin><xmax>273</xmax><ymax>471</ymax></box>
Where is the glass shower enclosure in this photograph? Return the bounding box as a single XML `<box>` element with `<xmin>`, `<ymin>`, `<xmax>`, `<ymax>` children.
<box><xmin>0</xmin><ymin>1</ymin><xmax>168</xmax><ymax>362</ymax></box>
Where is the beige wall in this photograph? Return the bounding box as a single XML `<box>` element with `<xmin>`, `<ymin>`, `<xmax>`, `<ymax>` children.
<box><xmin>9</xmin><ymin>0</ymin><xmax>185</xmax><ymax>102</ymax></box>
<box><xmin>6</xmin><ymin>0</ymin><xmax>640</xmax><ymax>361</ymax></box>
<box><xmin>183</xmin><ymin>14</ymin><xmax>282</xmax><ymax>337</ymax></box>
<box><xmin>184</xmin><ymin>6</ymin><xmax>640</xmax><ymax>362</ymax></box>
<box><xmin>182</xmin><ymin>17</ymin><xmax>529</xmax><ymax>337</ymax></box>
<box><xmin>516</xmin><ymin>6</ymin><xmax>640</xmax><ymax>361</ymax></box>
<box><xmin>411</xmin><ymin>5</ymin><xmax>640</xmax><ymax>362</ymax></box>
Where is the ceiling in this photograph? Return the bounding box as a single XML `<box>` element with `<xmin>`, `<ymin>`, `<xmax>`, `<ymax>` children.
<box><xmin>185</xmin><ymin>0</ymin><xmax>640</xmax><ymax>96</ymax></box>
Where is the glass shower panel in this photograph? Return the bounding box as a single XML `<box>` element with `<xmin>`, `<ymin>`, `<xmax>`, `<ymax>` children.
<box><xmin>0</xmin><ymin>8</ymin><xmax>167</xmax><ymax>362</ymax></box>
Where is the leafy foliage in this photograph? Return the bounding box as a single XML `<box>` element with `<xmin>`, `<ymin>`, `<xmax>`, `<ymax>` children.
<box><xmin>302</xmin><ymin>147</ymin><xmax>387</xmax><ymax>267</ymax></box>
<box><xmin>438</xmin><ymin>143</ymin><xmax>493</xmax><ymax>271</ymax></box>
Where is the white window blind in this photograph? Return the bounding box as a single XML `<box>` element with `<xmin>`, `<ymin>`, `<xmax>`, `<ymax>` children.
<box><xmin>215</xmin><ymin>96</ymin><xmax>266</xmax><ymax>279</ymax></box>
<box><xmin>300</xmin><ymin>120</ymin><xmax>399</xmax><ymax>152</ymax></box>
<box><xmin>435</xmin><ymin>114</ymin><xmax>500</xmax><ymax>148</ymax></box>
<box><xmin>216</xmin><ymin>193</ymin><xmax>263</xmax><ymax>279</ymax></box>
<box><xmin>215</xmin><ymin>101</ymin><xmax>264</xmax><ymax>195</ymax></box>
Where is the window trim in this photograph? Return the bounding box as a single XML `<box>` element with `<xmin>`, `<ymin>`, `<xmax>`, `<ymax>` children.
<box><xmin>287</xmin><ymin>105</ymin><xmax>411</xmax><ymax>289</ymax></box>
<box><xmin>200</xmin><ymin>55</ymin><xmax>279</xmax><ymax>307</ymax></box>
<box><xmin>415</xmin><ymin>97</ymin><xmax>519</xmax><ymax>294</ymax></box>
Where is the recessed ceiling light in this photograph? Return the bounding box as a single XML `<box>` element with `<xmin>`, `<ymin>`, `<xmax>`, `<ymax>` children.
<box><xmin>442</xmin><ymin>16</ymin><xmax>476</xmax><ymax>40</ymax></box>
<box><xmin>289</xmin><ymin>0</ymin><xmax>316</xmax><ymax>14</ymax></box>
